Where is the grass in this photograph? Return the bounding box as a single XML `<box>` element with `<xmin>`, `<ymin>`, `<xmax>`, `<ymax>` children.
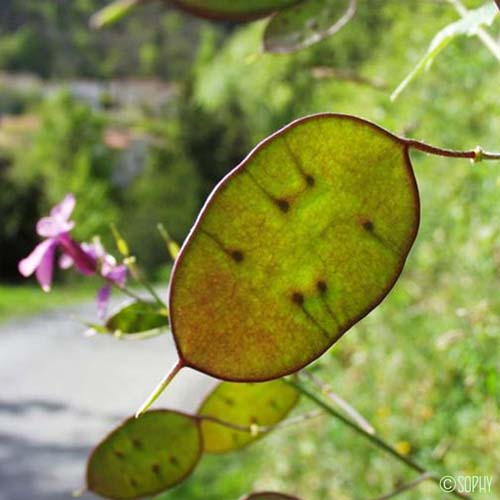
<box><xmin>0</xmin><ymin>281</ymin><xmax>97</xmax><ymax>324</ymax></box>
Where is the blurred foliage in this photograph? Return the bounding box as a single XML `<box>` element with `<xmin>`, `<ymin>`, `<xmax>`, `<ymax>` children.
<box><xmin>120</xmin><ymin>126</ymin><xmax>201</xmax><ymax>273</ymax></box>
<box><xmin>0</xmin><ymin>173</ymin><xmax>41</xmax><ymax>280</ymax></box>
<box><xmin>0</xmin><ymin>0</ymin><xmax>500</xmax><ymax>497</ymax></box>
<box><xmin>0</xmin><ymin>84</ymin><xmax>41</xmax><ymax>115</ymax></box>
<box><xmin>0</xmin><ymin>0</ymin><xmax>202</xmax><ymax>79</ymax></box>
<box><xmin>11</xmin><ymin>91</ymin><xmax>118</xmax><ymax>241</ymax></box>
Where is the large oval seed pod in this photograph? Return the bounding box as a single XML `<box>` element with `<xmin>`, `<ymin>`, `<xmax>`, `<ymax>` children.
<box><xmin>169</xmin><ymin>113</ymin><xmax>420</xmax><ymax>382</ymax></box>
<box><xmin>198</xmin><ymin>380</ymin><xmax>300</xmax><ymax>453</ymax></box>
<box><xmin>86</xmin><ymin>410</ymin><xmax>202</xmax><ymax>499</ymax></box>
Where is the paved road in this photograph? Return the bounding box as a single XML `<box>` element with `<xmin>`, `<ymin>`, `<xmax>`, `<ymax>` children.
<box><xmin>0</xmin><ymin>302</ymin><xmax>216</xmax><ymax>500</ymax></box>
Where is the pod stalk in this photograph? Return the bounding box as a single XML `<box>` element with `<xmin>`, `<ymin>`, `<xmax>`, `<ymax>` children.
<box><xmin>406</xmin><ymin>140</ymin><xmax>500</xmax><ymax>162</ymax></box>
<box><xmin>135</xmin><ymin>359</ymin><xmax>184</xmax><ymax>418</ymax></box>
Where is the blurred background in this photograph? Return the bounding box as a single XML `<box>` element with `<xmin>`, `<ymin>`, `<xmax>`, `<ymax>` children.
<box><xmin>0</xmin><ymin>1</ymin><xmax>499</xmax><ymax>499</ymax></box>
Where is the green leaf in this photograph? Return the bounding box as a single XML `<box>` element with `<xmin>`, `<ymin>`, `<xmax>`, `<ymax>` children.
<box><xmin>198</xmin><ymin>380</ymin><xmax>300</xmax><ymax>453</ymax></box>
<box><xmin>263</xmin><ymin>0</ymin><xmax>356</xmax><ymax>53</ymax></box>
<box><xmin>242</xmin><ymin>493</ymin><xmax>301</xmax><ymax>500</ymax></box>
<box><xmin>105</xmin><ymin>301</ymin><xmax>169</xmax><ymax>336</ymax></box>
<box><xmin>87</xmin><ymin>410</ymin><xmax>202</xmax><ymax>499</ymax></box>
<box><xmin>391</xmin><ymin>2</ymin><xmax>499</xmax><ymax>100</ymax></box>
<box><xmin>171</xmin><ymin>0</ymin><xmax>301</xmax><ymax>21</ymax></box>
<box><xmin>90</xmin><ymin>0</ymin><xmax>145</xmax><ymax>29</ymax></box>
<box><xmin>169</xmin><ymin>113</ymin><xmax>419</xmax><ymax>381</ymax></box>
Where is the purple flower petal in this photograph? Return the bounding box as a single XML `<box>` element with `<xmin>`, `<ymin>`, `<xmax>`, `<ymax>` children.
<box><xmin>37</xmin><ymin>216</ymin><xmax>74</xmax><ymax>237</ymax></box>
<box><xmin>103</xmin><ymin>262</ymin><xmax>127</xmax><ymax>287</ymax></box>
<box><xmin>50</xmin><ymin>193</ymin><xmax>75</xmax><ymax>221</ymax></box>
<box><xmin>59</xmin><ymin>253</ymin><xmax>74</xmax><ymax>269</ymax></box>
<box><xmin>82</xmin><ymin>240</ymin><xmax>105</xmax><ymax>260</ymax></box>
<box><xmin>96</xmin><ymin>284</ymin><xmax>111</xmax><ymax>319</ymax></box>
<box><xmin>18</xmin><ymin>238</ymin><xmax>57</xmax><ymax>277</ymax></box>
<box><xmin>36</xmin><ymin>194</ymin><xmax>76</xmax><ymax>237</ymax></box>
<box><xmin>58</xmin><ymin>234</ymin><xmax>97</xmax><ymax>276</ymax></box>
<box><xmin>35</xmin><ymin>241</ymin><xmax>57</xmax><ymax>292</ymax></box>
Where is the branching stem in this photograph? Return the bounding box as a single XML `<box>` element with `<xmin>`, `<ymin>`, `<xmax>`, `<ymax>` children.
<box><xmin>125</xmin><ymin>258</ymin><xmax>165</xmax><ymax>307</ymax></box>
<box><xmin>303</xmin><ymin>372</ymin><xmax>375</xmax><ymax>434</ymax></box>
<box><xmin>374</xmin><ymin>472</ymin><xmax>433</xmax><ymax>500</ymax></box>
<box><xmin>447</xmin><ymin>0</ymin><xmax>500</xmax><ymax>63</ymax></box>
<box><xmin>108</xmin><ymin>280</ymin><xmax>146</xmax><ymax>303</ymax></box>
<box><xmin>287</xmin><ymin>377</ymin><xmax>470</xmax><ymax>500</ymax></box>
<box><xmin>196</xmin><ymin>410</ymin><xmax>322</xmax><ymax>434</ymax></box>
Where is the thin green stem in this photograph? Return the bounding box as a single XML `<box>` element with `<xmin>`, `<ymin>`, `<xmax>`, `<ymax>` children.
<box><xmin>125</xmin><ymin>258</ymin><xmax>165</xmax><ymax>307</ymax></box>
<box><xmin>196</xmin><ymin>410</ymin><xmax>322</xmax><ymax>434</ymax></box>
<box><xmin>135</xmin><ymin>359</ymin><xmax>184</xmax><ymax>418</ymax></box>
<box><xmin>286</xmin><ymin>378</ymin><xmax>470</xmax><ymax>500</ymax></box>
<box><xmin>137</xmin><ymin>275</ymin><xmax>164</xmax><ymax>307</ymax></box>
<box><xmin>303</xmin><ymin>372</ymin><xmax>375</xmax><ymax>434</ymax></box>
<box><xmin>374</xmin><ymin>472</ymin><xmax>433</xmax><ymax>500</ymax></box>
<box><xmin>108</xmin><ymin>224</ymin><xmax>165</xmax><ymax>307</ymax></box>
<box><xmin>114</xmin><ymin>329</ymin><xmax>167</xmax><ymax>340</ymax></box>
<box><xmin>108</xmin><ymin>278</ymin><xmax>146</xmax><ymax>303</ymax></box>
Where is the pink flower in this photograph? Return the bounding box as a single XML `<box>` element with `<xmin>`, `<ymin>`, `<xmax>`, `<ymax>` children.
<box><xmin>19</xmin><ymin>193</ymin><xmax>128</xmax><ymax>319</ymax></box>
<box><xmin>18</xmin><ymin>194</ymin><xmax>97</xmax><ymax>291</ymax></box>
<box><xmin>59</xmin><ymin>237</ymin><xmax>128</xmax><ymax>318</ymax></box>
<box><xmin>87</xmin><ymin>239</ymin><xmax>127</xmax><ymax>319</ymax></box>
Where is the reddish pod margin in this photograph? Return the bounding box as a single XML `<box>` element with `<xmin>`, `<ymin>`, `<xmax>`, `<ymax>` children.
<box><xmin>169</xmin><ymin>0</ymin><xmax>300</xmax><ymax>22</ymax></box>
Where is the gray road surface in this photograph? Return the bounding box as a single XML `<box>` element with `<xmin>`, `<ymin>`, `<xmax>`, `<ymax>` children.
<box><xmin>0</xmin><ymin>302</ymin><xmax>216</xmax><ymax>500</ymax></box>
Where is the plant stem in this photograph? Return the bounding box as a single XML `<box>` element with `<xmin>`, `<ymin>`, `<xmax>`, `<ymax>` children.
<box><xmin>310</xmin><ymin>66</ymin><xmax>387</xmax><ymax>90</ymax></box>
<box><xmin>286</xmin><ymin>378</ymin><xmax>470</xmax><ymax>500</ymax></box>
<box><xmin>137</xmin><ymin>276</ymin><xmax>164</xmax><ymax>307</ymax></box>
<box><xmin>109</xmin><ymin>280</ymin><xmax>146</xmax><ymax>303</ymax></box>
<box><xmin>135</xmin><ymin>359</ymin><xmax>184</xmax><ymax>418</ymax></box>
<box><xmin>448</xmin><ymin>0</ymin><xmax>500</xmax><ymax>63</ymax></box>
<box><xmin>406</xmin><ymin>140</ymin><xmax>500</xmax><ymax>161</ymax></box>
<box><xmin>374</xmin><ymin>472</ymin><xmax>433</xmax><ymax>500</ymax></box>
<box><xmin>114</xmin><ymin>329</ymin><xmax>167</xmax><ymax>340</ymax></box>
<box><xmin>196</xmin><ymin>410</ymin><xmax>322</xmax><ymax>434</ymax></box>
<box><xmin>125</xmin><ymin>259</ymin><xmax>165</xmax><ymax>307</ymax></box>
<box><xmin>303</xmin><ymin>372</ymin><xmax>375</xmax><ymax>434</ymax></box>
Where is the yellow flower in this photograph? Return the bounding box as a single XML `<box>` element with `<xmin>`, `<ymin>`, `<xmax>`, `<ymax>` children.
<box><xmin>395</xmin><ymin>441</ymin><xmax>412</xmax><ymax>456</ymax></box>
